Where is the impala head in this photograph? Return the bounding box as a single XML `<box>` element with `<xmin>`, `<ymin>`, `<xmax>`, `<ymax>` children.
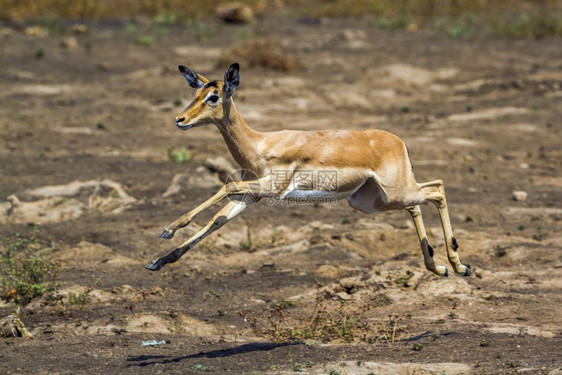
<box><xmin>175</xmin><ymin>63</ymin><xmax>240</xmax><ymax>130</ymax></box>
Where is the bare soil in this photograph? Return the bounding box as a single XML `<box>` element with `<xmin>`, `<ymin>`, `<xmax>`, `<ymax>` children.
<box><xmin>1</xmin><ymin>16</ymin><xmax>561</xmax><ymax>374</ymax></box>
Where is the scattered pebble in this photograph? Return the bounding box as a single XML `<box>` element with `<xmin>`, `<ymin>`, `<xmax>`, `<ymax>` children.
<box><xmin>25</xmin><ymin>26</ymin><xmax>48</xmax><ymax>37</ymax></box>
<box><xmin>60</xmin><ymin>37</ymin><xmax>78</xmax><ymax>49</ymax></box>
<box><xmin>0</xmin><ymin>27</ymin><xmax>13</xmax><ymax>36</ymax></box>
<box><xmin>314</xmin><ymin>264</ymin><xmax>340</xmax><ymax>278</ymax></box>
<box><xmin>0</xmin><ymin>314</ymin><xmax>32</xmax><ymax>338</ymax></box>
<box><xmin>72</xmin><ymin>24</ymin><xmax>89</xmax><ymax>34</ymax></box>
<box><xmin>336</xmin><ymin>292</ymin><xmax>353</xmax><ymax>301</ymax></box>
<box><xmin>512</xmin><ymin>190</ymin><xmax>528</xmax><ymax>202</ymax></box>
<box><xmin>216</xmin><ymin>2</ymin><xmax>254</xmax><ymax>24</ymax></box>
<box><xmin>339</xmin><ymin>28</ymin><xmax>366</xmax><ymax>41</ymax></box>
<box><xmin>97</xmin><ymin>62</ymin><xmax>110</xmax><ymax>71</ymax></box>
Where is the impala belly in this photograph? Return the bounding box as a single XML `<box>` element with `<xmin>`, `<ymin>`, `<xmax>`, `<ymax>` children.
<box><xmin>281</xmin><ymin>189</ymin><xmax>351</xmax><ymax>201</ymax></box>
<box><xmin>278</xmin><ymin>167</ymin><xmax>373</xmax><ymax>202</ymax></box>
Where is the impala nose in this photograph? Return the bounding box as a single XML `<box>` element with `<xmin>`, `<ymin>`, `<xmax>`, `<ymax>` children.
<box><xmin>176</xmin><ymin>116</ymin><xmax>185</xmax><ymax>124</ymax></box>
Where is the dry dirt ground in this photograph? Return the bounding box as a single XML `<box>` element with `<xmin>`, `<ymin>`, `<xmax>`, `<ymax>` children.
<box><xmin>1</xmin><ymin>16</ymin><xmax>561</xmax><ymax>374</ymax></box>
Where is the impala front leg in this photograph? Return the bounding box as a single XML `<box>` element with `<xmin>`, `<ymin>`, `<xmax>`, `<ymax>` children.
<box><xmin>160</xmin><ymin>177</ymin><xmax>274</xmax><ymax>239</ymax></box>
<box><xmin>160</xmin><ymin>188</ymin><xmax>227</xmax><ymax>239</ymax></box>
<box><xmin>147</xmin><ymin>200</ymin><xmax>249</xmax><ymax>271</ymax></box>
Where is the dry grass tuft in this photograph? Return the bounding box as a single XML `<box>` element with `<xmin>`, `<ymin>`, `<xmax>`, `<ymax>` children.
<box><xmin>238</xmin><ymin>288</ymin><xmax>408</xmax><ymax>343</ymax></box>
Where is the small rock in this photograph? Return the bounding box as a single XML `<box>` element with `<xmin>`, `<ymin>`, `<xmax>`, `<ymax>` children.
<box><xmin>60</xmin><ymin>37</ymin><xmax>78</xmax><ymax>49</ymax></box>
<box><xmin>0</xmin><ymin>314</ymin><xmax>32</xmax><ymax>338</ymax></box>
<box><xmin>216</xmin><ymin>2</ymin><xmax>254</xmax><ymax>24</ymax></box>
<box><xmin>314</xmin><ymin>265</ymin><xmax>340</xmax><ymax>278</ymax></box>
<box><xmin>298</xmin><ymin>17</ymin><xmax>325</xmax><ymax>26</ymax></box>
<box><xmin>335</xmin><ymin>292</ymin><xmax>353</xmax><ymax>301</ymax></box>
<box><xmin>150</xmin><ymin>286</ymin><xmax>163</xmax><ymax>295</ymax></box>
<box><xmin>111</xmin><ymin>285</ymin><xmax>134</xmax><ymax>295</ymax></box>
<box><xmin>512</xmin><ymin>190</ymin><xmax>528</xmax><ymax>202</ymax></box>
<box><xmin>0</xmin><ymin>27</ymin><xmax>13</xmax><ymax>36</ymax></box>
<box><xmin>24</xmin><ymin>26</ymin><xmax>48</xmax><ymax>37</ymax></box>
<box><xmin>412</xmin><ymin>343</ymin><xmax>423</xmax><ymax>351</ymax></box>
<box><xmin>310</xmin><ymin>234</ymin><xmax>325</xmax><ymax>244</ymax></box>
<box><xmin>339</xmin><ymin>28</ymin><xmax>366</xmax><ymax>41</ymax></box>
<box><xmin>204</xmin><ymin>156</ymin><xmax>238</xmax><ymax>183</ymax></box>
<box><xmin>72</xmin><ymin>24</ymin><xmax>89</xmax><ymax>34</ymax></box>
<box><xmin>254</xmin><ymin>0</ymin><xmax>267</xmax><ymax>14</ymax></box>
<box><xmin>97</xmin><ymin>62</ymin><xmax>110</xmax><ymax>71</ymax></box>
<box><xmin>338</xmin><ymin>277</ymin><xmax>363</xmax><ymax>294</ymax></box>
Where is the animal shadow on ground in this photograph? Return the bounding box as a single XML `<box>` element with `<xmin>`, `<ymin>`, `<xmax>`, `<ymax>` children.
<box><xmin>126</xmin><ymin>342</ymin><xmax>298</xmax><ymax>367</ymax></box>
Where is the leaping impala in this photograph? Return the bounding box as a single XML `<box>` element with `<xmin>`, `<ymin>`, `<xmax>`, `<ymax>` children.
<box><xmin>146</xmin><ymin>63</ymin><xmax>470</xmax><ymax>277</ymax></box>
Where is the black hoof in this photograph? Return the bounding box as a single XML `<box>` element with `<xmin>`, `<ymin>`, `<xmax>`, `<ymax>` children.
<box><xmin>160</xmin><ymin>229</ymin><xmax>174</xmax><ymax>239</ymax></box>
<box><xmin>145</xmin><ymin>260</ymin><xmax>163</xmax><ymax>271</ymax></box>
<box><xmin>443</xmin><ymin>268</ymin><xmax>449</xmax><ymax>277</ymax></box>
<box><xmin>461</xmin><ymin>267</ymin><xmax>471</xmax><ymax>277</ymax></box>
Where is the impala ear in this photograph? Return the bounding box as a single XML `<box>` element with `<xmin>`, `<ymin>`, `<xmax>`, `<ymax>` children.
<box><xmin>178</xmin><ymin>65</ymin><xmax>209</xmax><ymax>89</ymax></box>
<box><xmin>223</xmin><ymin>63</ymin><xmax>240</xmax><ymax>98</ymax></box>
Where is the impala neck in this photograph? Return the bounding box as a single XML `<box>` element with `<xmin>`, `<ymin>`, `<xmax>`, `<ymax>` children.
<box><xmin>216</xmin><ymin>100</ymin><xmax>263</xmax><ymax>173</ymax></box>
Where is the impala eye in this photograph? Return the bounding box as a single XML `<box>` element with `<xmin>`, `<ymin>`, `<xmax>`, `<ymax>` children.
<box><xmin>207</xmin><ymin>95</ymin><xmax>219</xmax><ymax>104</ymax></box>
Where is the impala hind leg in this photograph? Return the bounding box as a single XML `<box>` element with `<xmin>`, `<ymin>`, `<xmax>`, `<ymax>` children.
<box><xmin>420</xmin><ymin>180</ymin><xmax>470</xmax><ymax>276</ymax></box>
<box><xmin>146</xmin><ymin>200</ymin><xmax>249</xmax><ymax>271</ymax></box>
<box><xmin>406</xmin><ymin>205</ymin><xmax>449</xmax><ymax>276</ymax></box>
